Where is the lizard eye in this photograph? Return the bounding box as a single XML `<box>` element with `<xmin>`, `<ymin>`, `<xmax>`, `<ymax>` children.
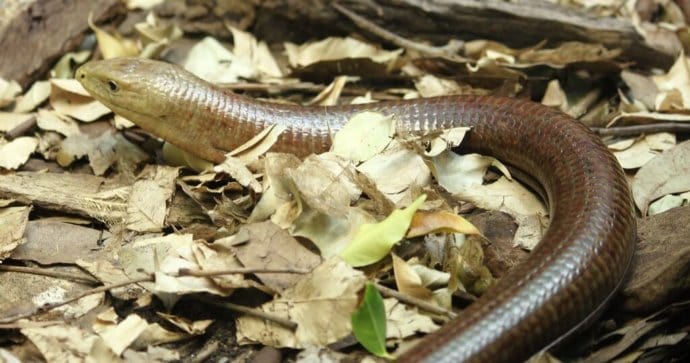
<box><xmin>107</xmin><ymin>80</ymin><xmax>119</xmax><ymax>92</ymax></box>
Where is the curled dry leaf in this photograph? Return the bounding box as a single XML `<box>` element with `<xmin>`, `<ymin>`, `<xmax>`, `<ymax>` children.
<box><xmin>392</xmin><ymin>254</ymin><xmax>434</xmax><ymax>301</ymax></box>
<box><xmin>632</xmin><ymin>140</ymin><xmax>690</xmax><ymax>215</ymax></box>
<box><xmin>36</xmin><ymin>109</ymin><xmax>80</xmax><ymax>136</ymax></box>
<box><xmin>407</xmin><ymin>210</ymin><xmax>481</xmax><ymax>238</ymax></box>
<box><xmin>49</xmin><ymin>79</ymin><xmax>112</xmax><ymax>122</ymax></box>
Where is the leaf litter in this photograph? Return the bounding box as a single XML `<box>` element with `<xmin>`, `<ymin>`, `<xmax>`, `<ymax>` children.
<box><xmin>1</xmin><ymin>2</ymin><xmax>690</xmax><ymax>362</ymax></box>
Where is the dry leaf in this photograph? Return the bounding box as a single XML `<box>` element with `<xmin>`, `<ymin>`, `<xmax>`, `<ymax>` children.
<box><xmin>49</xmin><ymin>79</ymin><xmax>112</xmax><ymax>122</ymax></box>
<box><xmin>89</xmin><ymin>15</ymin><xmax>139</xmax><ymax>59</ymax></box>
<box><xmin>236</xmin><ymin>257</ymin><xmax>366</xmax><ymax>348</ymax></box>
<box><xmin>230</xmin><ymin>221</ymin><xmax>321</xmax><ymax>291</ymax></box>
<box><xmin>632</xmin><ymin>140</ymin><xmax>690</xmax><ymax>214</ymax></box>
<box><xmin>21</xmin><ymin>324</ymin><xmax>104</xmax><ymax>362</ymax></box>
<box><xmin>0</xmin><ymin>206</ymin><xmax>31</xmax><ymax>260</ymax></box>
<box><xmin>184</xmin><ymin>37</ymin><xmax>257</xmax><ymax>83</ymax></box>
<box><xmin>332</xmin><ymin>111</ymin><xmax>395</xmax><ymax>163</ymax></box>
<box><xmin>0</xmin><ymin>112</ymin><xmax>34</xmax><ymax>132</ymax></box>
<box><xmin>392</xmin><ymin>254</ymin><xmax>434</xmax><ymax>300</ymax></box>
<box><xmin>285</xmin><ymin>37</ymin><xmax>402</xmax><ymax>68</ymax></box>
<box><xmin>13</xmin><ymin>80</ymin><xmax>51</xmax><ymax>113</ymax></box>
<box><xmin>0</xmin><ymin>77</ymin><xmax>21</xmax><ymax>108</ymax></box>
<box><xmin>357</xmin><ymin>144</ymin><xmax>430</xmax><ymax>206</ymax></box>
<box><xmin>98</xmin><ymin>314</ymin><xmax>149</xmax><ymax>355</ymax></box>
<box><xmin>407</xmin><ymin>210</ymin><xmax>481</xmax><ymax>238</ymax></box>
<box><xmin>611</xmin><ymin>132</ymin><xmax>676</xmax><ymax>169</ymax></box>
<box><xmin>0</xmin><ymin>137</ymin><xmax>38</xmax><ymax>169</ymax></box>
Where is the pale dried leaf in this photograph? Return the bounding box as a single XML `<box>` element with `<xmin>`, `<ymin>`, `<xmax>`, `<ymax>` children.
<box><xmin>454</xmin><ymin>177</ymin><xmax>547</xmax><ymax>249</ymax></box>
<box><xmin>157</xmin><ymin>313</ymin><xmax>213</xmax><ymax>335</ymax></box>
<box><xmin>333</xmin><ymin>111</ymin><xmax>395</xmax><ymax>163</ymax></box>
<box><xmin>98</xmin><ymin>314</ymin><xmax>149</xmax><ymax>355</ymax></box>
<box><xmin>50</xmin><ymin>79</ymin><xmax>112</xmax><ymax>122</ymax></box>
<box><xmin>229</xmin><ymin>26</ymin><xmax>283</xmax><ymax>79</ymax></box>
<box><xmin>89</xmin><ymin>16</ymin><xmax>139</xmax><ymax>59</ymax></box>
<box><xmin>185</xmin><ymin>37</ymin><xmax>256</xmax><ymax>83</ymax></box>
<box><xmin>611</xmin><ymin>133</ymin><xmax>676</xmax><ymax>169</ymax></box>
<box><xmin>307</xmin><ymin>76</ymin><xmax>348</xmax><ymax>106</ymax></box>
<box><xmin>285</xmin><ymin>37</ymin><xmax>402</xmax><ymax>68</ymax></box>
<box><xmin>392</xmin><ymin>254</ymin><xmax>433</xmax><ymax>300</ymax></box>
<box><xmin>21</xmin><ymin>324</ymin><xmax>102</xmax><ymax>362</ymax></box>
<box><xmin>0</xmin><ymin>206</ymin><xmax>30</xmax><ymax>260</ymax></box>
<box><xmin>0</xmin><ymin>137</ymin><xmax>38</xmax><ymax>170</ymax></box>
<box><xmin>0</xmin><ymin>78</ymin><xmax>21</xmax><ymax>108</ymax></box>
<box><xmin>236</xmin><ymin>257</ymin><xmax>366</xmax><ymax>348</ymax></box>
<box><xmin>632</xmin><ymin>140</ymin><xmax>690</xmax><ymax>214</ymax></box>
<box><xmin>414</xmin><ymin>75</ymin><xmax>466</xmax><ymax>97</ymax></box>
<box><xmin>214</xmin><ymin>156</ymin><xmax>262</xmax><ymax>193</ymax></box>
<box><xmin>13</xmin><ymin>81</ymin><xmax>51</xmax><ymax>113</ymax></box>
<box><xmin>357</xmin><ymin>144</ymin><xmax>430</xmax><ymax>206</ymax></box>
<box><xmin>0</xmin><ymin>112</ymin><xmax>33</xmax><ymax>132</ymax></box>
<box><xmin>384</xmin><ymin>298</ymin><xmax>438</xmax><ymax>339</ymax></box>
<box><xmin>36</xmin><ymin>109</ymin><xmax>80</xmax><ymax>136</ymax></box>
<box><xmin>126</xmin><ymin>166</ymin><xmax>179</xmax><ymax>232</ymax></box>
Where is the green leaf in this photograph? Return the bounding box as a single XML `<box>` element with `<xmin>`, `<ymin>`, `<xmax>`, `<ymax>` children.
<box><xmin>341</xmin><ymin>194</ymin><xmax>426</xmax><ymax>267</ymax></box>
<box><xmin>351</xmin><ymin>283</ymin><xmax>391</xmax><ymax>359</ymax></box>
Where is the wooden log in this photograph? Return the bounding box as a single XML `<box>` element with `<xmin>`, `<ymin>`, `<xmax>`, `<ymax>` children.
<box><xmin>253</xmin><ymin>0</ymin><xmax>675</xmax><ymax>69</ymax></box>
<box><xmin>0</xmin><ymin>0</ymin><xmax>124</xmax><ymax>89</ymax></box>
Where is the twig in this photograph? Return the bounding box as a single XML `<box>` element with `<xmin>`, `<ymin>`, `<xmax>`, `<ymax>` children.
<box><xmin>193</xmin><ymin>296</ymin><xmax>298</xmax><ymax>330</ymax></box>
<box><xmin>0</xmin><ymin>276</ymin><xmax>153</xmax><ymax>324</ymax></box>
<box><xmin>374</xmin><ymin>282</ymin><xmax>456</xmax><ymax>320</ymax></box>
<box><xmin>0</xmin><ymin>267</ymin><xmax>308</xmax><ymax>324</ymax></box>
<box><xmin>178</xmin><ymin>267</ymin><xmax>310</xmax><ymax>278</ymax></box>
<box><xmin>0</xmin><ymin>265</ymin><xmax>99</xmax><ymax>284</ymax></box>
<box><xmin>332</xmin><ymin>2</ymin><xmax>464</xmax><ymax>58</ymax></box>
<box><xmin>5</xmin><ymin>114</ymin><xmax>37</xmax><ymax>140</ymax></box>
<box><xmin>0</xmin><ymin>320</ymin><xmax>63</xmax><ymax>330</ymax></box>
<box><xmin>592</xmin><ymin>122</ymin><xmax>690</xmax><ymax>136</ymax></box>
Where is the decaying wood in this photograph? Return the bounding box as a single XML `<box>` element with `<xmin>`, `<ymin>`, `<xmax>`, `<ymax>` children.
<box><xmin>252</xmin><ymin>0</ymin><xmax>674</xmax><ymax>69</ymax></box>
<box><xmin>0</xmin><ymin>0</ymin><xmax>124</xmax><ymax>88</ymax></box>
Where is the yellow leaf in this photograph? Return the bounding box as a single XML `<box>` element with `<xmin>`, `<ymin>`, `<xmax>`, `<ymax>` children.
<box><xmin>89</xmin><ymin>14</ymin><xmax>138</xmax><ymax>59</ymax></box>
<box><xmin>407</xmin><ymin>210</ymin><xmax>481</xmax><ymax>238</ymax></box>
<box><xmin>341</xmin><ymin>194</ymin><xmax>426</xmax><ymax>267</ymax></box>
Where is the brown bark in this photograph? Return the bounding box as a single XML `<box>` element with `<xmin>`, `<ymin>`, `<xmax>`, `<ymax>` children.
<box><xmin>0</xmin><ymin>0</ymin><xmax>125</xmax><ymax>88</ymax></box>
<box><xmin>253</xmin><ymin>0</ymin><xmax>675</xmax><ymax>69</ymax></box>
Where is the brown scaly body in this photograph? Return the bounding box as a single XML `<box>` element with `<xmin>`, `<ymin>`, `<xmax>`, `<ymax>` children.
<box><xmin>77</xmin><ymin>58</ymin><xmax>636</xmax><ymax>362</ymax></box>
